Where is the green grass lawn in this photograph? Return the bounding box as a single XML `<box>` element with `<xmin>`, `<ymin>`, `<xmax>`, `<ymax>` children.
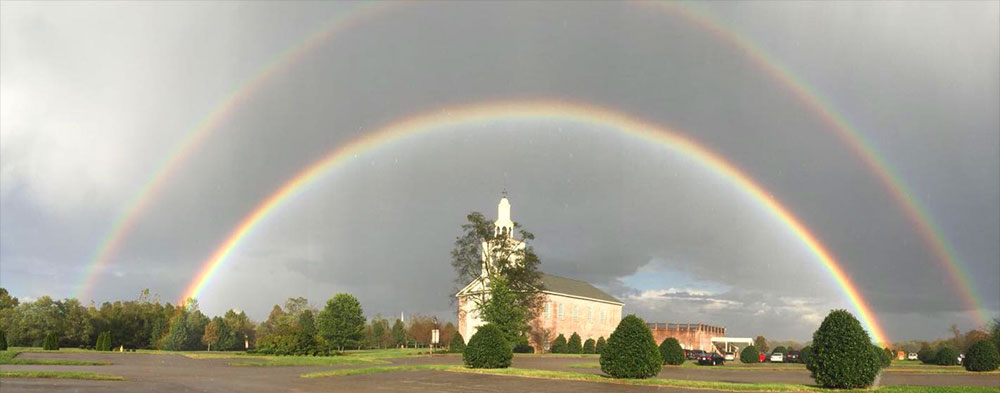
<box><xmin>302</xmin><ymin>364</ymin><xmax>994</xmax><ymax>393</ymax></box>
<box><xmin>0</xmin><ymin>349</ymin><xmax>110</xmax><ymax>366</ymax></box>
<box><xmin>0</xmin><ymin>371</ymin><xmax>124</xmax><ymax>381</ymax></box>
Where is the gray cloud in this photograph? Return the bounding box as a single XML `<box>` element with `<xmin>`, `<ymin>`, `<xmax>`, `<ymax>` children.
<box><xmin>1</xmin><ymin>1</ymin><xmax>996</xmax><ymax>341</ymax></box>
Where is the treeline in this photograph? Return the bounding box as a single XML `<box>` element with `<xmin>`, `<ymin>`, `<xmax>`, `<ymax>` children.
<box><xmin>0</xmin><ymin>288</ymin><xmax>455</xmax><ymax>354</ymax></box>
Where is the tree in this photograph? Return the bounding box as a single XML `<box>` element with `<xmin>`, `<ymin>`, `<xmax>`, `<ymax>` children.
<box><xmin>391</xmin><ymin>319</ymin><xmax>407</xmax><ymax>348</ymax></box>
<box><xmin>463</xmin><ymin>324</ymin><xmax>512</xmax><ymax>369</ymax></box>
<box><xmin>754</xmin><ymin>336</ymin><xmax>769</xmax><ymax>354</ymax></box>
<box><xmin>600</xmin><ymin>315</ymin><xmax>662</xmax><ymax>379</ymax></box>
<box><xmin>317</xmin><ymin>293</ymin><xmax>365</xmax><ymax>352</ymax></box>
<box><xmin>964</xmin><ymin>340</ymin><xmax>1000</xmax><ymax>372</ymax></box>
<box><xmin>659</xmin><ymin>337</ymin><xmax>685</xmax><ymax>365</ymax></box>
<box><xmin>583</xmin><ymin>338</ymin><xmax>596</xmax><ymax>354</ymax></box>
<box><xmin>991</xmin><ymin>318</ymin><xmax>1000</xmax><ymax>353</ymax></box>
<box><xmin>0</xmin><ymin>329</ymin><xmax>6</xmax><ymax>350</ymax></box>
<box><xmin>479</xmin><ymin>277</ymin><xmax>528</xmax><ymax>345</ymax></box>
<box><xmin>450</xmin><ymin>332</ymin><xmax>466</xmax><ymax>352</ymax></box>
<box><xmin>567</xmin><ymin>332</ymin><xmax>583</xmax><ymax>354</ymax></box>
<box><xmin>406</xmin><ymin>315</ymin><xmax>439</xmax><ymax>347</ymax></box>
<box><xmin>440</xmin><ymin>322</ymin><xmax>456</xmax><ymax>349</ymax></box>
<box><xmin>163</xmin><ymin>312</ymin><xmax>189</xmax><ymax>351</ymax></box>
<box><xmin>550</xmin><ymin>334</ymin><xmax>567</xmax><ymax>354</ymax></box>
<box><xmin>451</xmin><ymin>211</ymin><xmax>544</xmax><ymax>320</ymax></box>
<box><xmin>43</xmin><ymin>332</ymin><xmax>59</xmax><ymax>350</ymax></box>
<box><xmin>740</xmin><ymin>345</ymin><xmax>760</xmax><ymax>363</ymax></box>
<box><xmin>596</xmin><ymin>336</ymin><xmax>606</xmax><ymax>354</ymax></box>
<box><xmin>800</xmin><ymin>345</ymin><xmax>813</xmax><ymax>364</ymax></box>
<box><xmin>806</xmin><ymin>310</ymin><xmax>883</xmax><ymax>388</ymax></box>
<box><xmin>202</xmin><ymin>321</ymin><xmax>220</xmax><ymax>351</ymax></box>
<box><xmin>371</xmin><ymin>317</ymin><xmax>391</xmax><ymax>349</ymax></box>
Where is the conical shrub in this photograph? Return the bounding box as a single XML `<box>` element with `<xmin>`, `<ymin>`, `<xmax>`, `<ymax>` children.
<box><xmin>599</xmin><ymin>314</ymin><xmax>662</xmax><ymax>378</ymax></box>
<box><xmin>463</xmin><ymin>324</ymin><xmax>512</xmax><ymax>369</ymax></box>
<box><xmin>659</xmin><ymin>337</ymin><xmax>685</xmax><ymax>365</ymax></box>
<box><xmin>806</xmin><ymin>310</ymin><xmax>882</xmax><ymax>388</ymax></box>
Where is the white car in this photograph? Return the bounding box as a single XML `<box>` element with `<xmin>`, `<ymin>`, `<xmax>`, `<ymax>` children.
<box><xmin>770</xmin><ymin>352</ymin><xmax>784</xmax><ymax>362</ymax></box>
<box><xmin>724</xmin><ymin>352</ymin><xmax>735</xmax><ymax>361</ymax></box>
<box><xmin>907</xmin><ymin>352</ymin><xmax>918</xmax><ymax>360</ymax></box>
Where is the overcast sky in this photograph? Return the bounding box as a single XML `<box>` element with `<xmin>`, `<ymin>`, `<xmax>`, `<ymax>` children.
<box><xmin>2</xmin><ymin>1</ymin><xmax>997</xmax><ymax>341</ymax></box>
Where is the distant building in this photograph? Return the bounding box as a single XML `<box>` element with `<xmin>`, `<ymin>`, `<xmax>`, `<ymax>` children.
<box><xmin>646</xmin><ymin>322</ymin><xmax>726</xmax><ymax>351</ymax></box>
<box><xmin>456</xmin><ymin>195</ymin><xmax>624</xmax><ymax>351</ymax></box>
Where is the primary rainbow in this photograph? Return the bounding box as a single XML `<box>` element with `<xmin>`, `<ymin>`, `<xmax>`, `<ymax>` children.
<box><xmin>73</xmin><ymin>1</ymin><xmax>393</xmax><ymax>300</ymax></box>
<box><xmin>179</xmin><ymin>101</ymin><xmax>891</xmax><ymax>345</ymax></box>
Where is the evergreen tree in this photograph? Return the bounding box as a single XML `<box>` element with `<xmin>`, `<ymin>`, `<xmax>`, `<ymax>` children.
<box><xmin>0</xmin><ymin>329</ymin><xmax>7</xmax><ymax>350</ymax></box>
<box><xmin>480</xmin><ymin>277</ymin><xmax>528</xmax><ymax>345</ymax></box>
<box><xmin>599</xmin><ymin>315</ymin><xmax>662</xmax><ymax>378</ymax></box>
<box><xmin>163</xmin><ymin>313</ymin><xmax>189</xmax><ymax>351</ymax></box>
<box><xmin>550</xmin><ymin>334</ymin><xmax>568</xmax><ymax>354</ymax></box>
<box><xmin>450</xmin><ymin>332</ymin><xmax>466</xmax><ymax>352</ymax></box>
<box><xmin>595</xmin><ymin>336</ymin><xmax>606</xmax><ymax>354</ymax></box>
<box><xmin>567</xmin><ymin>332</ymin><xmax>582</xmax><ymax>354</ymax></box>
<box><xmin>659</xmin><ymin>337</ymin><xmax>685</xmax><ymax>365</ymax></box>
<box><xmin>391</xmin><ymin>319</ymin><xmax>407</xmax><ymax>348</ymax></box>
<box><xmin>294</xmin><ymin>310</ymin><xmax>320</xmax><ymax>355</ymax></box>
<box><xmin>583</xmin><ymin>338</ymin><xmax>596</xmax><ymax>354</ymax></box>
<box><xmin>807</xmin><ymin>310</ymin><xmax>883</xmax><ymax>388</ymax></box>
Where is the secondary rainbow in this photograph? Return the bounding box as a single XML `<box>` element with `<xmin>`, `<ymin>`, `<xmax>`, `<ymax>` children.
<box><xmin>80</xmin><ymin>2</ymin><xmax>985</xmax><ymax>326</ymax></box>
<box><xmin>73</xmin><ymin>2</ymin><xmax>394</xmax><ymax>300</ymax></box>
<box><xmin>652</xmin><ymin>2</ymin><xmax>990</xmax><ymax>326</ymax></box>
<box><xmin>179</xmin><ymin>101</ymin><xmax>891</xmax><ymax>345</ymax></box>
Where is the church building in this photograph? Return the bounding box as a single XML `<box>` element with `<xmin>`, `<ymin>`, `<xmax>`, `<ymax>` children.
<box><xmin>456</xmin><ymin>195</ymin><xmax>624</xmax><ymax>351</ymax></box>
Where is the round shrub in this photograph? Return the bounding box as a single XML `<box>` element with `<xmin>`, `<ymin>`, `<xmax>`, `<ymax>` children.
<box><xmin>599</xmin><ymin>314</ymin><xmax>662</xmax><ymax>379</ymax></box>
<box><xmin>740</xmin><ymin>345</ymin><xmax>760</xmax><ymax>363</ymax></box>
<box><xmin>806</xmin><ymin>309</ymin><xmax>883</xmax><ymax>388</ymax></box>
<box><xmin>595</xmin><ymin>336</ymin><xmax>606</xmax><ymax>354</ymax></box>
<box><xmin>568</xmin><ymin>333</ymin><xmax>583</xmax><ymax>354</ymax></box>
<box><xmin>550</xmin><ymin>334</ymin><xmax>567</xmax><ymax>354</ymax></box>
<box><xmin>583</xmin><ymin>338</ymin><xmax>596</xmax><ymax>354</ymax></box>
<box><xmin>450</xmin><ymin>332</ymin><xmax>466</xmax><ymax>353</ymax></box>
<box><xmin>936</xmin><ymin>347</ymin><xmax>959</xmax><ymax>366</ymax></box>
<box><xmin>917</xmin><ymin>346</ymin><xmax>936</xmax><ymax>364</ymax></box>
<box><xmin>463</xmin><ymin>324</ymin><xmax>512</xmax><ymax>368</ymax></box>
<box><xmin>964</xmin><ymin>339</ymin><xmax>1000</xmax><ymax>372</ymax></box>
<box><xmin>659</xmin><ymin>337</ymin><xmax>685</xmax><ymax>365</ymax></box>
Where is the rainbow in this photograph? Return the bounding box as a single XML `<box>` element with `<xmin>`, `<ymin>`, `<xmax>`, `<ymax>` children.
<box><xmin>78</xmin><ymin>2</ymin><xmax>987</xmax><ymax>327</ymax></box>
<box><xmin>179</xmin><ymin>101</ymin><xmax>891</xmax><ymax>345</ymax></box>
<box><xmin>73</xmin><ymin>1</ymin><xmax>394</xmax><ymax>300</ymax></box>
<box><xmin>652</xmin><ymin>2</ymin><xmax>991</xmax><ymax>326</ymax></box>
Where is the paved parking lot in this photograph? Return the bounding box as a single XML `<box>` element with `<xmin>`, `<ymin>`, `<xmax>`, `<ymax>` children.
<box><xmin>2</xmin><ymin>352</ymin><xmax>997</xmax><ymax>392</ymax></box>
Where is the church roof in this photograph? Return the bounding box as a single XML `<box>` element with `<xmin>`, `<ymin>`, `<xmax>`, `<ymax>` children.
<box><xmin>540</xmin><ymin>273</ymin><xmax>622</xmax><ymax>305</ymax></box>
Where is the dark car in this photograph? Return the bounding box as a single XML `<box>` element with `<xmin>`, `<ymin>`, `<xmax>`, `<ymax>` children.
<box><xmin>697</xmin><ymin>352</ymin><xmax>725</xmax><ymax>366</ymax></box>
<box><xmin>786</xmin><ymin>351</ymin><xmax>801</xmax><ymax>363</ymax></box>
<box><xmin>686</xmin><ymin>349</ymin><xmax>706</xmax><ymax>361</ymax></box>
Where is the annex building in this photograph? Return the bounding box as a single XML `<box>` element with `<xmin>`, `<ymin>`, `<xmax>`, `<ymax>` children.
<box><xmin>456</xmin><ymin>195</ymin><xmax>624</xmax><ymax>351</ymax></box>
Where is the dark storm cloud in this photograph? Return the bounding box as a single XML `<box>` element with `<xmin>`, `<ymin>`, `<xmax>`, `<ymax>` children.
<box><xmin>1</xmin><ymin>1</ymin><xmax>996</xmax><ymax>340</ymax></box>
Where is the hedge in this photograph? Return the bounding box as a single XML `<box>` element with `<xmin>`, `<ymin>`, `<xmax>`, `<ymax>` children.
<box><xmin>463</xmin><ymin>324</ymin><xmax>512</xmax><ymax>369</ymax></box>
<box><xmin>917</xmin><ymin>346</ymin><xmax>936</xmax><ymax>364</ymax></box>
<box><xmin>806</xmin><ymin>310</ymin><xmax>883</xmax><ymax>388</ymax></box>
<box><xmin>964</xmin><ymin>339</ymin><xmax>1000</xmax><ymax>372</ymax></box>
<box><xmin>599</xmin><ymin>314</ymin><xmax>662</xmax><ymax>379</ymax></box>
<box><xmin>659</xmin><ymin>337</ymin><xmax>685</xmax><ymax>365</ymax></box>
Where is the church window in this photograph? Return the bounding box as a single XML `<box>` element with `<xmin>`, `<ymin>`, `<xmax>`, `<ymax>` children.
<box><xmin>573</xmin><ymin>306</ymin><xmax>578</xmax><ymax>321</ymax></box>
<box><xmin>588</xmin><ymin>307</ymin><xmax>592</xmax><ymax>322</ymax></box>
<box><xmin>544</xmin><ymin>302</ymin><xmax>550</xmax><ymax>319</ymax></box>
<box><xmin>558</xmin><ymin>304</ymin><xmax>564</xmax><ymax>320</ymax></box>
<box><xmin>601</xmin><ymin>310</ymin><xmax>606</xmax><ymax>323</ymax></box>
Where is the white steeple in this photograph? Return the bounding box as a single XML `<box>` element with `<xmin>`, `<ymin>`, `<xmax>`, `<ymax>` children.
<box><xmin>495</xmin><ymin>191</ymin><xmax>514</xmax><ymax>237</ymax></box>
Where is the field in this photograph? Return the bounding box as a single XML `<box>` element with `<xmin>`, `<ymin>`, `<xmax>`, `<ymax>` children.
<box><xmin>1</xmin><ymin>348</ymin><xmax>997</xmax><ymax>392</ymax></box>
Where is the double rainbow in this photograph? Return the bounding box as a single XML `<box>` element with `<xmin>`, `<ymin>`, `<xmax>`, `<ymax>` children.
<box><xmin>178</xmin><ymin>101</ymin><xmax>891</xmax><ymax>345</ymax></box>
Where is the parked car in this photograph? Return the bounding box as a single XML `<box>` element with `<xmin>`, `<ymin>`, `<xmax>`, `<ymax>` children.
<box><xmin>785</xmin><ymin>351</ymin><xmax>800</xmax><ymax>363</ymax></box>
<box><xmin>769</xmin><ymin>352</ymin><xmax>784</xmax><ymax>362</ymax></box>
<box><xmin>723</xmin><ymin>351</ymin><xmax>736</xmax><ymax>361</ymax></box>
<box><xmin>686</xmin><ymin>349</ymin><xmax>706</xmax><ymax>361</ymax></box>
<box><xmin>907</xmin><ymin>352</ymin><xmax>918</xmax><ymax>361</ymax></box>
<box><xmin>697</xmin><ymin>352</ymin><xmax>726</xmax><ymax>366</ymax></box>
<box><xmin>758</xmin><ymin>352</ymin><xmax>765</xmax><ymax>362</ymax></box>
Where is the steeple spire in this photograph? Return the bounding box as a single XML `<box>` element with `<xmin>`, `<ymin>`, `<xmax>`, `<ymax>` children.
<box><xmin>495</xmin><ymin>192</ymin><xmax>513</xmax><ymax>237</ymax></box>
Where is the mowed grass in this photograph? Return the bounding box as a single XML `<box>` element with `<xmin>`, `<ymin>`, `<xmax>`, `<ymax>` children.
<box><xmin>227</xmin><ymin>348</ymin><xmax>429</xmax><ymax>366</ymax></box>
<box><xmin>302</xmin><ymin>364</ymin><xmax>995</xmax><ymax>392</ymax></box>
<box><xmin>568</xmin><ymin>359</ymin><xmax>999</xmax><ymax>375</ymax></box>
<box><xmin>0</xmin><ymin>349</ymin><xmax>110</xmax><ymax>366</ymax></box>
<box><xmin>0</xmin><ymin>371</ymin><xmax>124</xmax><ymax>381</ymax></box>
